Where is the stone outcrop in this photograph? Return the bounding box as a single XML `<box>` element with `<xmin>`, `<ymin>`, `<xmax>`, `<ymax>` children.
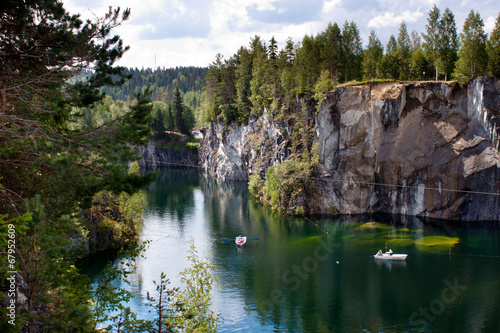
<box><xmin>136</xmin><ymin>140</ymin><xmax>198</xmax><ymax>169</ymax></box>
<box><xmin>315</xmin><ymin>77</ymin><xmax>500</xmax><ymax>221</ymax></box>
<box><xmin>200</xmin><ymin>77</ymin><xmax>500</xmax><ymax>221</ymax></box>
<box><xmin>198</xmin><ymin>109</ymin><xmax>291</xmax><ymax>180</ymax></box>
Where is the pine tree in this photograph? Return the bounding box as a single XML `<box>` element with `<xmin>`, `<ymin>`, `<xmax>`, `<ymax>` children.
<box><xmin>342</xmin><ymin>21</ymin><xmax>363</xmax><ymax>82</ymax></box>
<box><xmin>363</xmin><ymin>30</ymin><xmax>383</xmax><ymax>79</ymax></box>
<box><xmin>268</xmin><ymin>36</ymin><xmax>280</xmax><ymax>97</ymax></box>
<box><xmin>150</xmin><ymin>102</ymin><xmax>167</xmax><ymax>139</ymax></box>
<box><xmin>282</xmin><ymin>37</ymin><xmax>296</xmax><ymax>64</ymax></box>
<box><xmin>454</xmin><ymin>10</ymin><xmax>488</xmax><ymax>81</ymax></box>
<box><xmin>173</xmin><ymin>85</ymin><xmax>189</xmax><ymax>134</ymax></box>
<box><xmin>423</xmin><ymin>5</ymin><xmax>441</xmax><ymax>80</ymax></box>
<box><xmin>234</xmin><ymin>46</ymin><xmax>253</xmax><ymax>123</ymax></box>
<box><xmin>165</xmin><ymin>102</ymin><xmax>175</xmax><ymax>131</ymax></box>
<box><xmin>279</xmin><ymin>37</ymin><xmax>297</xmax><ymax>105</ymax></box>
<box><xmin>320</xmin><ymin>22</ymin><xmax>343</xmax><ymax>82</ymax></box>
<box><xmin>268</xmin><ymin>36</ymin><xmax>279</xmax><ymax>61</ymax></box>
<box><xmin>381</xmin><ymin>35</ymin><xmax>400</xmax><ymax>79</ymax></box>
<box><xmin>249</xmin><ymin>36</ymin><xmax>275</xmax><ymax>113</ymax></box>
<box><xmin>397</xmin><ymin>21</ymin><xmax>411</xmax><ymax>80</ymax></box>
<box><xmin>487</xmin><ymin>13</ymin><xmax>500</xmax><ymax>78</ymax></box>
<box><xmin>439</xmin><ymin>8</ymin><xmax>459</xmax><ymax>81</ymax></box>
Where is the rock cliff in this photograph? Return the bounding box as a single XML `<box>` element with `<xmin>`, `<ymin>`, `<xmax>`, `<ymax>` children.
<box><xmin>136</xmin><ymin>140</ymin><xmax>198</xmax><ymax>169</ymax></box>
<box><xmin>198</xmin><ymin>109</ymin><xmax>291</xmax><ymax>180</ymax></box>
<box><xmin>200</xmin><ymin>77</ymin><xmax>500</xmax><ymax>221</ymax></box>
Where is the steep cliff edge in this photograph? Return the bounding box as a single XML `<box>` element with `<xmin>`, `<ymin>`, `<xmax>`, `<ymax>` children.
<box><xmin>200</xmin><ymin>77</ymin><xmax>500</xmax><ymax>221</ymax></box>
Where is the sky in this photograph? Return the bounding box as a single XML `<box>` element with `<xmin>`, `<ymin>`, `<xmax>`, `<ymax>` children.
<box><xmin>62</xmin><ymin>0</ymin><xmax>500</xmax><ymax>69</ymax></box>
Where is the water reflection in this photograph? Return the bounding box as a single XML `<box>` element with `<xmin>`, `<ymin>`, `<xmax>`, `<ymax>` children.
<box><xmin>94</xmin><ymin>169</ymin><xmax>500</xmax><ymax>332</ymax></box>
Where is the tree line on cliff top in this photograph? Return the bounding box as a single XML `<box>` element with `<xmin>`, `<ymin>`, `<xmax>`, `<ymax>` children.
<box><xmin>201</xmin><ymin>6</ymin><xmax>500</xmax><ymax>126</ymax></box>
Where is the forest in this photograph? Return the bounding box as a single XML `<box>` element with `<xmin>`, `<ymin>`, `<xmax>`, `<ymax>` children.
<box><xmin>101</xmin><ymin>66</ymin><xmax>207</xmax><ymax>103</ymax></box>
<box><xmin>201</xmin><ymin>6</ymin><xmax>500</xmax><ymax>127</ymax></box>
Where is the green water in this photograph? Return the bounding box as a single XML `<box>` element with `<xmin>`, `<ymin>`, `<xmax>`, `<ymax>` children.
<box><xmin>97</xmin><ymin>168</ymin><xmax>500</xmax><ymax>332</ymax></box>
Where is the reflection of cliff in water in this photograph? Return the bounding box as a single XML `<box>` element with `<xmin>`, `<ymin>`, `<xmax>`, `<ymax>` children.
<box><xmin>199</xmin><ymin>173</ymin><xmax>249</xmax><ymax>233</ymax></box>
<box><xmin>144</xmin><ymin>168</ymin><xmax>199</xmax><ymax>226</ymax></box>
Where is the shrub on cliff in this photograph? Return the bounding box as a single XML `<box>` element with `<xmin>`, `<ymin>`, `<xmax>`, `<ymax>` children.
<box><xmin>261</xmin><ymin>157</ymin><xmax>317</xmax><ymax>215</ymax></box>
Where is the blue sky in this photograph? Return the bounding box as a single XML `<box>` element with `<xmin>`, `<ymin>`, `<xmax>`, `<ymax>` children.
<box><xmin>63</xmin><ymin>0</ymin><xmax>499</xmax><ymax>69</ymax></box>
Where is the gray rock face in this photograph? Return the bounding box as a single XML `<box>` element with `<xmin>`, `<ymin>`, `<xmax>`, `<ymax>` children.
<box><xmin>199</xmin><ymin>78</ymin><xmax>500</xmax><ymax>221</ymax></box>
<box><xmin>315</xmin><ymin>78</ymin><xmax>500</xmax><ymax>221</ymax></box>
<box><xmin>136</xmin><ymin>141</ymin><xmax>198</xmax><ymax>169</ymax></box>
<box><xmin>198</xmin><ymin>110</ymin><xmax>290</xmax><ymax>181</ymax></box>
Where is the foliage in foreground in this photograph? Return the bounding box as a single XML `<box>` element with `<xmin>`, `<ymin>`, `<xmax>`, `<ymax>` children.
<box><xmin>0</xmin><ymin>1</ymin><xmax>156</xmax><ymax>331</ymax></box>
<box><xmin>93</xmin><ymin>239</ymin><xmax>220</xmax><ymax>333</ymax></box>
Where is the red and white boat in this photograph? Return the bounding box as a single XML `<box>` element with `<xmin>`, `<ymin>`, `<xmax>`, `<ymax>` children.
<box><xmin>235</xmin><ymin>236</ymin><xmax>247</xmax><ymax>246</ymax></box>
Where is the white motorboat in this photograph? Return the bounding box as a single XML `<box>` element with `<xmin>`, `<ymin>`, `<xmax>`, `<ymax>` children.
<box><xmin>374</xmin><ymin>250</ymin><xmax>407</xmax><ymax>260</ymax></box>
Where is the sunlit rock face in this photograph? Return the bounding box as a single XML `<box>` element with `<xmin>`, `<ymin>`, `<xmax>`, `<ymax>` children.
<box><xmin>315</xmin><ymin>78</ymin><xmax>500</xmax><ymax>221</ymax></box>
<box><xmin>199</xmin><ymin>77</ymin><xmax>500</xmax><ymax>221</ymax></box>
<box><xmin>199</xmin><ymin>109</ymin><xmax>291</xmax><ymax>181</ymax></box>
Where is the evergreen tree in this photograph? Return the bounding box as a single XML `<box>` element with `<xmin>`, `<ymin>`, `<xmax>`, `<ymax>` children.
<box><xmin>487</xmin><ymin>13</ymin><xmax>500</xmax><ymax>78</ymax></box>
<box><xmin>150</xmin><ymin>102</ymin><xmax>167</xmax><ymax>139</ymax></box>
<box><xmin>439</xmin><ymin>8</ymin><xmax>459</xmax><ymax>80</ymax></box>
<box><xmin>295</xmin><ymin>34</ymin><xmax>322</xmax><ymax>93</ymax></box>
<box><xmin>203</xmin><ymin>53</ymin><xmax>225</xmax><ymax>122</ymax></box>
<box><xmin>173</xmin><ymin>85</ymin><xmax>190</xmax><ymax>134</ymax></box>
<box><xmin>342</xmin><ymin>21</ymin><xmax>363</xmax><ymax>82</ymax></box>
<box><xmin>249</xmin><ymin>38</ymin><xmax>273</xmax><ymax>113</ymax></box>
<box><xmin>423</xmin><ymin>4</ymin><xmax>442</xmax><ymax>80</ymax></box>
<box><xmin>397</xmin><ymin>21</ymin><xmax>411</xmax><ymax>80</ymax></box>
<box><xmin>234</xmin><ymin>46</ymin><xmax>253</xmax><ymax>123</ymax></box>
<box><xmin>381</xmin><ymin>35</ymin><xmax>400</xmax><ymax>79</ymax></box>
<box><xmin>268</xmin><ymin>36</ymin><xmax>279</xmax><ymax>61</ymax></box>
<box><xmin>268</xmin><ymin>36</ymin><xmax>280</xmax><ymax>98</ymax></box>
<box><xmin>454</xmin><ymin>10</ymin><xmax>488</xmax><ymax>81</ymax></box>
<box><xmin>282</xmin><ymin>37</ymin><xmax>296</xmax><ymax>64</ymax></box>
<box><xmin>362</xmin><ymin>30</ymin><xmax>384</xmax><ymax>79</ymax></box>
<box><xmin>410</xmin><ymin>30</ymin><xmax>422</xmax><ymax>52</ymax></box>
<box><xmin>320</xmin><ymin>22</ymin><xmax>343</xmax><ymax>82</ymax></box>
<box><xmin>279</xmin><ymin>37</ymin><xmax>297</xmax><ymax>105</ymax></box>
<box><xmin>165</xmin><ymin>102</ymin><xmax>175</xmax><ymax>131</ymax></box>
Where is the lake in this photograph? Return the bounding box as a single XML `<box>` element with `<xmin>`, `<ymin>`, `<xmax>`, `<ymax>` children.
<box><xmin>93</xmin><ymin>168</ymin><xmax>500</xmax><ymax>332</ymax></box>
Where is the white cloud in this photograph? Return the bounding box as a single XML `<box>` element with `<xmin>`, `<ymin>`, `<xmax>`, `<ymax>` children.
<box><xmin>368</xmin><ymin>10</ymin><xmax>424</xmax><ymax>28</ymax></box>
<box><xmin>485</xmin><ymin>15</ymin><xmax>497</xmax><ymax>33</ymax></box>
<box><xmin>209</xmin><ymin>0</ymin><xmax>251</xmax><ymax>35</ymax></box>
<box><xmin>323</xmin><ymin>0</ymin><xmax>342</xmax><ymax>13</ymax></box>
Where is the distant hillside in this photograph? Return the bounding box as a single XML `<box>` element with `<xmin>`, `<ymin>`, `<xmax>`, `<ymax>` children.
<box><xmin>102</xmin><ymin>66</ymin><xmax>208</xmax><ymax>102</ymax></box>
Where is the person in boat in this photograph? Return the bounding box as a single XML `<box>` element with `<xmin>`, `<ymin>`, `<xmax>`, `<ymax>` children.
<box><xmin>386</xmin><ymin>249</ymin><xmax>393</xmax><ymax>255</ymax></box>
<box><xmin>237</xmin><ymin>235</ymin><xmax>243</xmax><ymax>243</ymax></box>
<box><xmin>377</xmin><ymin>250</ymin><xmax>383</xmax><ymax>256</ymax></box>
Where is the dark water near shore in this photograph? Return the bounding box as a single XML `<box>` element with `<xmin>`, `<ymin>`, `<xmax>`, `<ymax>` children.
<box><xmin>91</xmin><ymin>168</ymin><xmax>500</xmax><ymax>332</ymax></box>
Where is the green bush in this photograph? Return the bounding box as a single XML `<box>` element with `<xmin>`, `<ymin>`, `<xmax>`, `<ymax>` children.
<box><xmin>261</xmin><ymin>157</ymin><xmax>317</xmax><ymax>214</ymax></box>
<box><xmin>248</xmin><ymin>174</ymin><xmax>264</xmax><ymax>198</ymax></box>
